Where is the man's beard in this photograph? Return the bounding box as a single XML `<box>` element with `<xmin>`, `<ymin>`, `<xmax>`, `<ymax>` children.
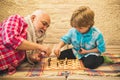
<box><xmin>35</xmin><ymin>29</ymin><xmax>45</xmax><ymax>38</ymax></box>
<box><xmin>35</xmin><ymin>29</ymin><xmax>46</xmax><ymax>43</ymax></box>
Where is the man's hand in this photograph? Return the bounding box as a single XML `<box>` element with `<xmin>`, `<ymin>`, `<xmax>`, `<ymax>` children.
<box><xmin>29</xmin><ymin>53</ymin><xmax>42</xmax><ymax>63</ymax></box>
<box><xmin>38</xmin><ymin>45</ymin><xmax>51</xmax><ymax>57</ymax></box>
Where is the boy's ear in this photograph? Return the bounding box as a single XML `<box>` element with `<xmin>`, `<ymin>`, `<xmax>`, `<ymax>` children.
<box><xmin>30</xmin><ymin>15</ymin><xmax>36</xmax><ymax>22</ymax></box>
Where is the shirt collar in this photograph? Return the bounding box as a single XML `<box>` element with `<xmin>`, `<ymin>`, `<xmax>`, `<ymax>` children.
<box><xmin>83</xmin><ymin>27</ymin><xmax>93</xmax><ymax>37</ymax></box>
<box><xmin>75</xmin><ymin>27</ymin><xmax>93</xmax><ymax>37</ymax></box>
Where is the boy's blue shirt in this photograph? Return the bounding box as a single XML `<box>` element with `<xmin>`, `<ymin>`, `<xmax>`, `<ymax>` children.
<box><xmin>61</xmin><ymin>26</ymin><xmax>106</xmax><ymax>59</ymax></box>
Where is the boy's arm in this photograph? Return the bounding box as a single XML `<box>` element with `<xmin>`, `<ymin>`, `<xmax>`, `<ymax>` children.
<box><xmin>96</xmin><ymin>34</ymin><xmax>106</xmax><ymax>53</ymax></box>
<box><xmin>57</xmin><ymin>41</ymin><xmax>66</xmax><ymax>49</ymax></box>
<box><xmin>80</xmin><ymin>48</ymin><xmax>99</xmax><ymax>54</ymax></box>
<box><xmin>54</xmin><ymin>41</ymin><xmax>66</xmax><ymax>57</ymax></box>
<box><xmin>80</xmin><ymin>33</ymin><xmax>105</xmax><ymax>54</ymax></box>
<box><xmin>54</xmin><ymin>28</ymin><xmax>73</xmax><ymax>57</ymax></box>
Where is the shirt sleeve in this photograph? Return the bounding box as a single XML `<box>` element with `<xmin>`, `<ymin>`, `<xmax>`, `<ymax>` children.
<box><xmin>2</xmin><ymin>15</ymin><xmax>26</xmax><ymax>50</ymax></box>
<box><xmin>61</xmin><ymin>29</ymin><xmax>73</xmax><ymax>44</ymax></box>
<box><xmin>96</xmin><ymin>33</ymin><xmax>106</xmax><ymax>53</ymax></box>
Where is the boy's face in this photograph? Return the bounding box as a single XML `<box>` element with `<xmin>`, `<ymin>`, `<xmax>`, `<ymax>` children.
<box><xmin>75</xmin><ymin>26</ymin><xmax>90</xmax><ymax>34</ymax></box>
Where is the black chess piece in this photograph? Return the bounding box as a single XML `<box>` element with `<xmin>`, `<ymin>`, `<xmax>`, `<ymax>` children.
<box><xmin>48</xmin><ymin>58</ymin><xmax>51</xmax><ymax>66</ymax></box>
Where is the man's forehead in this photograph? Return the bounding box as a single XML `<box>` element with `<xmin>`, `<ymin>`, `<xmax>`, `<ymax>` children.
<box><xmin>40</xmin><ymin>14</ymin><xmax>50</xmax><ymax>24</ymax></box>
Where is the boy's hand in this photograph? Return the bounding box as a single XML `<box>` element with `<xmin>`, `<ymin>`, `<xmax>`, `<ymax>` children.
<box><xmin>79</xmin><ymin>48</ymin><xmax>88</xmax><ymax>54</ymax></box>
<box><xmin>54</xmin><ymin>47</ymin><xmax>60</xmax><ymax>57</ymax></box>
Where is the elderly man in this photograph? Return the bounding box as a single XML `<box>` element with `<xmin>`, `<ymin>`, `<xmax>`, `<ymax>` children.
<box><xmin>0</xmin><ymin>10</ymin><xmax>51</xmax><ymax>74</ymax></box>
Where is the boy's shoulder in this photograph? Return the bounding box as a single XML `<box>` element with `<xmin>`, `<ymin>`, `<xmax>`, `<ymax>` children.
<box><xmin>69</xmin><ymin>28</ymin><xmax>77</xmax><ymax>32</ymax></box>
<box><xmin>92</xmin><ymin>26</ymin><xmax>102</xmax><ymax>33</ymax></box>
<box><xmin>91</xmin><ymin>26</ymin><xmax>104</xmax><ymax>37</ymax></box>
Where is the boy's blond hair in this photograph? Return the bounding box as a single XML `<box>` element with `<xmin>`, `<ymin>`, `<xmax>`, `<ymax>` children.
<box><xmin>70</xmin><ymin>6</ymin><xmax>94</xmax><ymax>28</ymax></box>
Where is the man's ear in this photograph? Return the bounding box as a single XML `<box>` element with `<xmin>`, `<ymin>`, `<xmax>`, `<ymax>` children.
<box><xmin>30</xmin><ymin>15</ymin><xmax>36</xmax><ymax>22</ymax></box>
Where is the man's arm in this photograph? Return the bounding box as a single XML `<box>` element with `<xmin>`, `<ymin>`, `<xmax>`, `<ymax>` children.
<box><xmin>17</xmin><ymin>39</ymin><xmax>51</xmax><ymax>54</ymax></box>
<box><xmin>16</xmin><ymin>39</ymin><xmax>42</xmax><ymax>50</ymax></box>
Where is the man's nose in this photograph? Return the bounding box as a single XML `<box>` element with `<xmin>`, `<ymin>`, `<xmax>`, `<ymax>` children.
<box><xmin>43</xmin><ymin>26</ymin><xmax>47</xmax><ymax>31</ymax></box>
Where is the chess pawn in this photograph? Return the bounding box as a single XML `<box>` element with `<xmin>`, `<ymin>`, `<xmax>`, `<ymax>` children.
<box><xmin>50</xmin><ymin>58</ymin><xmax>58</xmax><ymax>69</ymax></box>
<box><xmin>75</xmin><ymin>57</ymin><xmax>80</xmax><ymax>69</ymax></box>
<box><xmin>63</xmin><ymin>58</ymin><xmax>68</xmax><ymax>69</ymax></box>
<box><xmin>48</xmin><ymin>58</ymin><xmax>51</xmax><ymax>66</ymax></box>
<box><xmin>43</xmin><ymin>58</ymin><xmax>50</xmax><ymax>70</ymax></box>
<box><xmin>67</xmin><ymin>59</ymin><xmax>73</xmax><ymax>69</ymax></box>
<box><xmin>59</xmin><ymin>60</ymin><xmax>64</xmax><ymax>69</ymax></box>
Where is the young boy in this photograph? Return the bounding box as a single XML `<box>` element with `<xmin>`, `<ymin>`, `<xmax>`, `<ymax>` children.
<box><xmin>54</xmin><ymin>6</ymin><xmax>113</xmax><ymax>69</ymax></box>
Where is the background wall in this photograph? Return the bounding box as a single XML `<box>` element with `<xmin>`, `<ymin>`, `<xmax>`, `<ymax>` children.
<box><xmin>0</xmin><ymin>0</ymin><xmax>120</xmax><ymax>46</ymax></box>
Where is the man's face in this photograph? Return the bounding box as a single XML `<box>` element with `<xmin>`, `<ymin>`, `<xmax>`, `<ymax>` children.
<box><xmin>32</xmin><ymin>14</ymin><xmax>50</xmax><ymax>38</ymax></box>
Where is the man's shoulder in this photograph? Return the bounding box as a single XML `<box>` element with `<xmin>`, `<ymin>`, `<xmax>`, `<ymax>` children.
<box><xmin>5</xmin><ymin>14</ymin><xmax>26</xmax><ymax>24</ymax></box>
<box><xmin>9</xmin><ymin>14</ymin><xmax>23</xmax><ymax>19</ymax></box>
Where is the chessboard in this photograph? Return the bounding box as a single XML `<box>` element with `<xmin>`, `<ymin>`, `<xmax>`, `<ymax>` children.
<box><xmin>0</xmin><ymin>53</ymin><xmax>120</xmax><ymax>80</ymax></box>
<box><xmin>41</xmin><ymin>57</ymin><xmax>85</xmax><ymax>71</ymax></box>
<box><xmin>38</xmin><ymin>57</ymin><xmax>86</xmax><ymax>78</ymax></box>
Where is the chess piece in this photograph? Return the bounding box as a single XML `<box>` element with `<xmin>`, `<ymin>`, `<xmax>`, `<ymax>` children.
<box><xmin>48</xmin><ymin>58</ymin><xmax>51</xmax><ymax>66</ymax></box>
